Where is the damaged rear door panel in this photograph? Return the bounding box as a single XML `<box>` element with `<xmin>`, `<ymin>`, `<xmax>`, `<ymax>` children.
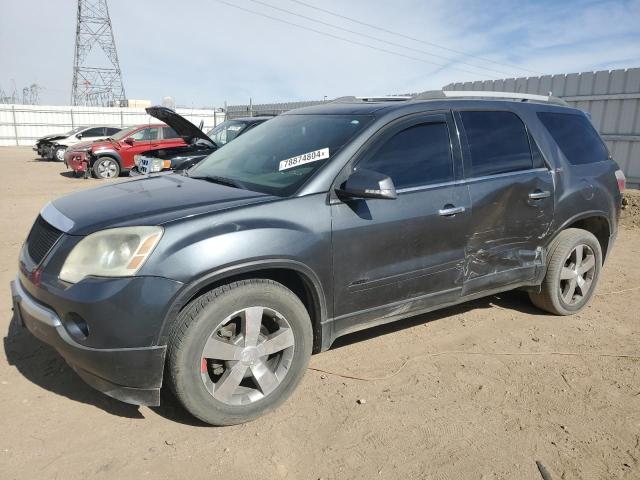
<box><xmin>455</xmin><ymin>109</ymin><xmax>555</xmax><ymax>295</ymax></box>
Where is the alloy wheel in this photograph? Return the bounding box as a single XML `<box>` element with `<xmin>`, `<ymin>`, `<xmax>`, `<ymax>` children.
<box><xmin>200</xmin><ymin>306</ymin><xmax>295</xmax><ymax>406</ymax></box>
<box><xmin>559</xmin><ymin>244</ymin><xmax>596</xmax><ymax>305</ymax></box>
<box><xmin>97</xmin><ymin>159</ymin><xmax>118</xmax><ymax>178</ymax></box>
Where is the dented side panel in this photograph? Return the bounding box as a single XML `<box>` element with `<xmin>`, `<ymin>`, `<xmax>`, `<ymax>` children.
<box><xmin>461</xmin><ymin>169</ymin><xmax>554</xmax><ymax>295</ymax></box>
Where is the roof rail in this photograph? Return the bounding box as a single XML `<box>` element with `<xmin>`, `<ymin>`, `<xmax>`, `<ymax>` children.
<box><xmin>355</xmin><ymin>96</ymin><xmax>413</xmax><ymax>102</ymax></box>
<box><xmin>414</xmin><ymin>89</ymin><xmax>569</xmax><ymax>106</ymax></box>
<box><xmin>330</xmin><ymin>95</ymin><xmax>413</xmax><ymax>103</ymax></box>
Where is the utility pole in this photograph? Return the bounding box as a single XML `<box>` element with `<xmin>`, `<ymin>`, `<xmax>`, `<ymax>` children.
<box><xmin>71</xmin><ymin>0</ymin><xmax>126</xmax><ymax>107</ymax></box>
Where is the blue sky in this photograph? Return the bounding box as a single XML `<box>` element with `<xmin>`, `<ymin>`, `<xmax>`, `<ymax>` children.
<box><xmin>1</xmin><ymin>0</ymin><xmax>639</xmax><ymax>107</ymax></box>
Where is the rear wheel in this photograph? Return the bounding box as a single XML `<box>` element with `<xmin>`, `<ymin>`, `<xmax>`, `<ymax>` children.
<box><xmin>167</xmin><ymin>279</ymin><xmax>313</xmax><ymax>425</ymax></box>
<box><xmin>529</xmin><ymin>228</ymin><xmax>602</xmax><ymax>315</ymax></box>
<box><xmin>92</xmin><ymin>157</ymin><xmax>120</xmax><ymax>179</ymax></box>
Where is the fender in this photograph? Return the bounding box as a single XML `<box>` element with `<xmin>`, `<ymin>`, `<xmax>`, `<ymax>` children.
<box><xmin>92</xmin><ymin>148</ymin><xmax>123</xmax><ymax>167</ymax></box>
<box><xmin>155</xmin><ymin>258</ymin><xmax>328</xmax><ymax>347</ymax></box>
<box><xmin>545</xmin><ymin>209</ymin><xmax>612</xmax><ymax>249</ymax></box>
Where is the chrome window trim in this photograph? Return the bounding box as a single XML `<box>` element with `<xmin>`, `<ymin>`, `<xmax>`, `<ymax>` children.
<box><xmin>396</xmin><ymin>167</ymin><xmax>550</xmax><ymax>194</ymax></box>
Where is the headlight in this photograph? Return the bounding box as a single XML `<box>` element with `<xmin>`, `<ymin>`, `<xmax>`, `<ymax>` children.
<box><xmin>147</xmin><ymin>158</ymin><xmax>172</xmax><ymax>173</ymax></box>
<box><xmin>59</xmin><ymin>226</ymin><xmax>163</xmax><ymax>283</ymax></box>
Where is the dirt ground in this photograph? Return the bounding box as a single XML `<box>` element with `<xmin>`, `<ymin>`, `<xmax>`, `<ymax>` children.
<box><xmin>1</xmin><ymin>146</ymin><xmax>639</xmax><ymax>480</ymax></box>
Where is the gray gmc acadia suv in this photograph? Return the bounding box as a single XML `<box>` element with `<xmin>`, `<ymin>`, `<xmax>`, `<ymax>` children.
<box><xmin>11</xmin><ymin>91</ymin><xmax>625</xmax><ymax>425</ymax></box>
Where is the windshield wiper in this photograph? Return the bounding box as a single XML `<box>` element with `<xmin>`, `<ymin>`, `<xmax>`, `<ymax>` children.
<box><xmin>190</xmin><ymin>175</ymin><xmax>243</xmax><ymax>189</ymax></box>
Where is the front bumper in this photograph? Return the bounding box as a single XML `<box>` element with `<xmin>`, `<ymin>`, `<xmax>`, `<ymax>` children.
<box><xmin>11</xmin><ymin>278</ymin><xmax>167</xmax><ymax>406</ymax></box>
<box><xmin>65</xmin><ymin>151</ymin><xmax>89</xmax><ymax>172</ymax></box>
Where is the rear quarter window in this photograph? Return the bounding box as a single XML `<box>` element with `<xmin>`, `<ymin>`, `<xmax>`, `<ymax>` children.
<box><xmin>537</xmin><ymin>112</ymin><xmax>609</xmax><ymax>165</ymax></box>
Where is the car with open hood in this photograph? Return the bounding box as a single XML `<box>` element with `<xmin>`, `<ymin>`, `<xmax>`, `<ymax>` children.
<box><xmin>129</xmin><ymin>109</ymin><xmax>271</xmax><ymax>176</ymax></box>
<box><xmin>65</xmin><ymin>122</ymin><xmax>187</xmax><ymax>179</ymax></box>
<box><xmin>12</xmin><ymin>91</ymin><xmax>624</xmax><ymax>426</ymax></box>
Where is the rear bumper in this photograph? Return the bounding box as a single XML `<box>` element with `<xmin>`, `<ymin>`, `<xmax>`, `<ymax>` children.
<box><xmin>10</xmin><ymin>278</ymin><xmax>165</xmax><ymax>406</ymax></box>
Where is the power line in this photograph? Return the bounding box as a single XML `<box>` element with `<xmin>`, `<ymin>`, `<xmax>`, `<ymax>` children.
<box><xmin>248</xmin><ymin>0</ymin><xmax>515</xmax><ymax>78</ymax></box>
<box><xmin>289</xmin><ymin>0</ymin><xmax>542</xmax><ymax>76</ymax></box>
<box><xmin>214</xmin><ymin>0</ymin><xmax>498</xmax><ymax>79</ymax></box>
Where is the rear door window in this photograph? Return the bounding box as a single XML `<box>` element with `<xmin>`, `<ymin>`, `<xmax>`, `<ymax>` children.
<box><xmin>537</xmin><ymin>112</ymin><xmax>609</xmax><ymax>165</ymax></box>
<box><xmin>460</xmin><ymin>111</ymin><xmax>533</xmax><ymax>177</ymax></box>
<box><xmin>162</xmin><ymin>127</ymin><xmax>181</xmax><ymax>139</ymax></box>
<box><xmin>356</xmin><ymin>121</ymin><xmax>454</xmax><ymax>189</ymax></box>
<box><xmin>83</xmin><ymin>127</ymin><xmax>105</xmax><ymax>137</ymax></box>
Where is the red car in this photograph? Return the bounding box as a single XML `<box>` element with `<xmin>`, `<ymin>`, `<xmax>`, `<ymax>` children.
<box><xmin>65</xmin><ymin>123</ymin><xmax>186</xmax><ymax>179</ymax></box>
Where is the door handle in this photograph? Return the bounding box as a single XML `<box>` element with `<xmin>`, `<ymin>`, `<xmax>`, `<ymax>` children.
<box><xmin>438</xmin><ymin>205</ymin><xmax>465</xmax><ymax>216</ymax></box>
<box><xmin>528</xmin><ymin>190</ymin><xmax>551</xmax><ymax>200</ymax></box>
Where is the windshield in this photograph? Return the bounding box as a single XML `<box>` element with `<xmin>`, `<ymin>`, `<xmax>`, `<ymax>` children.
<box><xmin>207</xmin><ymin>120</ymin><xmax>250</xmax><ymax>146</ymax></box>
<box><xmin>110</xmin><ymin>126</ymin><xmax>139</xmax><ymax>141</ymax></box>
<box><xmin>64</xmin><ymin>126</ymin><xmax>87</xmax><ymax>136</ymax></box>
<box><xmin>191</xmin><ymin>114</ymin><xmax>372</xmax><ymax>196</ymax></box>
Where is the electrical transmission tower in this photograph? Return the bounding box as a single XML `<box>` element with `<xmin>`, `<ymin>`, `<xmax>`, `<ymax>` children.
<box><xmin>71</xmin><ymin>0</ymin><xmax>126</xmax><ymax>106</ymax></box>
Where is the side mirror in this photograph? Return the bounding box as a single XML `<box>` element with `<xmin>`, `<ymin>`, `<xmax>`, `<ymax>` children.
<box><xmin>75</xmin><ymin>133</ymin><xmax>83</xmax><ymax>139</ymax></box>
<box><xmin>336</xmin><ymin>168</ymin><xmax>397</xmax><ymax>200</ymax></box>
<box><xmin>124</xmin><ymin>137</ymin><xmax>135</xmax><ymax>145</ymax></box>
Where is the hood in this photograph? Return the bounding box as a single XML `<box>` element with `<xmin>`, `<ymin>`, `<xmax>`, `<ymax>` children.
<box><xmin>68</xmin><ymin>139</ymin><xmax>105</xmax><ymax>152</ymax></box>
<box><xmin>38</xmin><ymin>133</ymin><xmax>67</xmax><ymax>143</ymax></box>
<box><xmin>50</xmin><ymin>174</ymin><xmax>274</xmax><ymax>236</ymax></box>
<box><xmin>146</xmin><ymin>106</ymin><xmax>214</xmax><ymax>146</ymax></box>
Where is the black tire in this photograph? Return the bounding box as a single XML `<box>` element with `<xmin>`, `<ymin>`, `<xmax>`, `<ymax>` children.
<box><xmin>53</xmin><ymin>146</ymin><xmax>66</xmax><ymax>162</ymax></box>
<box><xmin>92</xmin><ymin>156</ymin><xmax>121</xmax><ymax>179</ymax></box>
<box><xmin>529</xmin><ymin>228</ymin><xmax>602</xmax><ymax>315</ymax></box>
<box><xmin>167</xmin><ymin>279</ymin><xmax>313</xmax><ymax>426</ymax></box>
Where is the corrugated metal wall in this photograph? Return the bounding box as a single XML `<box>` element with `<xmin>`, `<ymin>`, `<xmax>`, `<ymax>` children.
<box><xmin>225</xmin><ymin>100</ymin><xmax>327</xmax><ymax>119</ymax></box>
<box><xmin>444</xmin><ymin>68</ymin><xmax>640</xmax><ymax>185</ymax></box>
<box><xmin>0</xmin><ymin>104</ymin><xmax>225</xmax><ymax>146</ymax></box>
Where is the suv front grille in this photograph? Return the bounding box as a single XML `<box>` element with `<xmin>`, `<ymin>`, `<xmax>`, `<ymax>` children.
<box><xmin>26</xmin><ymin>215</ymin><xmax>63</xmax><ymax>264</ymax></box>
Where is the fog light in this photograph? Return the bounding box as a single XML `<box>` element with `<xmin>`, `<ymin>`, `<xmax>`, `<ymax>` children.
<box><xmin>62</xmin><ymin>312</ymin><xmax>90</xmax><ymax>341</ymax></box>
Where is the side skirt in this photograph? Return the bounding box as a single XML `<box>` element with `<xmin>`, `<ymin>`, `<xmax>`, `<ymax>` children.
<box><xmin>321</xmin><ymin>280</ymin><xmax>539</xmax><ymax>351</ymax></box>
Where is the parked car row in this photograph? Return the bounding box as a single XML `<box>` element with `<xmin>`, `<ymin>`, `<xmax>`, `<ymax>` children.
<box><xmin>35</xmin><ymin>108</ymin><xmax>273</xmax><ymax>179</ymax></box>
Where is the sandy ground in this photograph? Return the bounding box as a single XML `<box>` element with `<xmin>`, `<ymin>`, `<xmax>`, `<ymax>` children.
<box><xmin>1</xmin><ymin>146</ymin><xmax>639</xmax><ymax>480</ymax></box>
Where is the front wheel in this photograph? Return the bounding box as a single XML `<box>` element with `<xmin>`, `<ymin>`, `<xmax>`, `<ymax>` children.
<box><xmin>529</xmin><ymin>228</ymin><xmax>602</xmax><ymax>315</ymax></box>
<box><xmin>167</xmin><ymin>279</ymin><xmax>313</xmax><ymax>425</ymax></box>
<box><xmin>53</xmin><ymin>146</ymin><xmax>66</xmax><ymax>162</ymax></box>
<box><xmin>92</xmin><ymin>157</ymin><xmax>120</xmax><ymax>179</ymax></box>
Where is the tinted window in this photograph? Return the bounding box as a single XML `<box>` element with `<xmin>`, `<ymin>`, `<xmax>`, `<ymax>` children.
<box><xmin>529</xmin><ymin>132</ymin><xmax>546</xmax><ymax>169</ymax></box>
<box><xmin>130</xmin><ymin>127</ymin><xmax>159</xmax><ymax>141</ymax></box>
<box><xmin>83</xmin><ymin>127</ymin><xmax>104</xmax><ymax>137</ymax></box>
<box><xmin>162</xmin><ymin>127</ymin><xmax>180</xmax><ymax>139</ymax></box>
<box><xmin>106</xmin><ymin>127</ymin><xmax>121</xmax><ymax>135</ymax></box>
<box><xmin>357</xmin><ymin>122</ymin><xmax>453</xmax><ymax>189</ymax></box>
<box><xmin>537</xmin><ymin>112</ymin><xmax>609</xmax><ymax>165</ymax></box>
<box><xmin>460</xmin><ymin>111</ymin><xmax>533</xmax><ymax>177</ymax></box>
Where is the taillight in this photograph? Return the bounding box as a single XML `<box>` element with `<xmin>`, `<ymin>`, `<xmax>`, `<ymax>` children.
<box><xmin>615</xmin><ymin>169</ymin><xmax>626</xmax><ymax>192</ymax></box>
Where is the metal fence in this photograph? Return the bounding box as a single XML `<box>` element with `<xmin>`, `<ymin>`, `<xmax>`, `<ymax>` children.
<box><xmin>444</xmin><ymin>68</ymin><xmax>640</xmax><ymax>185</ymax></box>
<box><xmin>0</xmin><ymin>104</ymin><xmax>225</xmax><ymax>146</ymax></box>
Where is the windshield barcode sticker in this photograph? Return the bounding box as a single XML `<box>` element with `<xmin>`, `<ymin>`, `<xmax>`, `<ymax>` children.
<box><xmin>278</xmin><ymin>148</ymin><xmax>329</xmax><ymax>171</ymax></box>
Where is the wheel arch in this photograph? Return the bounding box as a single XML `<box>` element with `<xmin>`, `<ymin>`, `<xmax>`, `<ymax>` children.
<box><xmin>157</xmin><ymin>260</ymin><xmax>327</xmax><ymax>353</ymax></box>
<box><xmin>549</xmin><ymin>211</ymin><xmax>612</xmax><ymax>261</ymax></box>
<box><xmin>93</xmin><ymin>150</ymin><xmax>123</xmax><ymax>167</ymax></box>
